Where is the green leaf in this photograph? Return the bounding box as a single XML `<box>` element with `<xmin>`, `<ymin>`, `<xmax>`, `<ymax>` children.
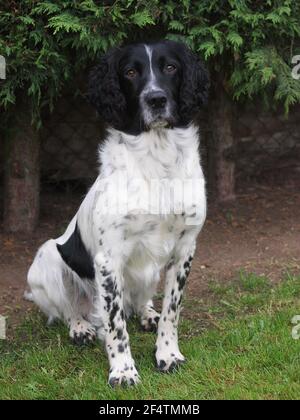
<box><xmin>227</xmin><ymin>32</ymin><xmax>243</xmax><ymax>50</ymax></box>
<box><xmin>261</xmin><ymin>67</ymin><xmax>276</xmax><ymax>85</ymax></box>
<box><xmin>131</xmin><ymin>10</ymin><xmax>155</xmax><ymax>27</ymax></box>
<box><xmin>266</xmin><ymin>12</ymin><xmax>282</xmax><ymax>24</ymax></box>
<box><xmin>47</xmin><ymin>14</ymin><xmax>83</xmax><ymax>35</ymax></box>
<box><xmin>18</xmin><ymin>16</ymin><xmax>35</xmax><ymax>26</ymax></box>
<box><xmin>169</xmin><ymin>20</ymin><xmax>185</xmax><ymax>32</ymax></box>
<box><xmin>199</xmin><ymin>41</ymin><xmax>217</xmax><ymax>59</ymax></box>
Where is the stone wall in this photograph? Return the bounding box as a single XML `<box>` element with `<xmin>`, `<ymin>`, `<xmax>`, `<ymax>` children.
<box><xmin>40</xmin><ymin>95</ymin><xmax>104</xmax><ymax>183</ymax></box>
<box><xmin>232</xmin><ymin>104</ymin><xmax>300</xmax><ymax>182</ymax></box>
<box><xmin>39</xmin><ymin>99</ymin><xmax>300</xmax><ymax>184</ymax></box>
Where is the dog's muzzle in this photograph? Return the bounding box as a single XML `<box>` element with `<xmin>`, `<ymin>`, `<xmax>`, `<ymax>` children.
<box><xmin>141</xmin><ymin>89</ymin><xmax>172</xmax><ymax>128</ymax></box>
<box><xmin>145</xmin><ymin>91</ymin><xmax>167</xmax><ymax>111</ymax></box>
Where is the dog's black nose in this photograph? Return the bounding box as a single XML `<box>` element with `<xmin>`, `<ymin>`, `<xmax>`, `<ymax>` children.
<box><xmin>146</xmin><ymin>91</ymin><xmax>167</xmax><ymax>109</ymax></box>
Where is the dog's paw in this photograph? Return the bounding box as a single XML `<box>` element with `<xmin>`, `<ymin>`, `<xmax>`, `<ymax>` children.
<box><xmin>156</xmin><ymin>350</ymin><xmax>186</xmax><ymax>373</ymax></box>
<box><xmin>141</xmin><ymin>313</ymin><xmax>160</xmax><ymax>333</ymax></box>
<box><xmin>69</xmin><ymin>319</ymin><xmax>96</xmax><ymax>346</ymax></box>
<box><xmin>108</xmin><ymin>365</ymin><xmax>140</xmax><ymax>388</ymax></box>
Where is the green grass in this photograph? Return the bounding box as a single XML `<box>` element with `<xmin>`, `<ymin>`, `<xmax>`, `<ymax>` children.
<box><xmin>1</xmin><ymin>272</ymin><xmax>300</xmax><ymax>400</ymax></box>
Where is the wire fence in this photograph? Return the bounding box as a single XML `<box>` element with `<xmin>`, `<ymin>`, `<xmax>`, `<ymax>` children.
<box><xmin>1</xmin><ymin>98</ymin><xmax>300</xmax><ymax>201</ymax></box>
<box><xmin>40</xmin><ymin>94</ymin><xmax>103</xmax><ymax>188</ymax></box>
<box><xmin>232</xmin><ymin>105</ymin><xmax>300</xmax><ymax>183</ymax></box>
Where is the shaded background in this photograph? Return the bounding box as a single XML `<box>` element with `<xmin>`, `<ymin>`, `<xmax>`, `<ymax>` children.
<box><xmin>0</xmin><ymin>0</ymin><xmax>300</xmax><ymax>329</ymax></box>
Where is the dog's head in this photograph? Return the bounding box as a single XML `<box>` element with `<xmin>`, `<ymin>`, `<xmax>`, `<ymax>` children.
<box><xmin>88</xmin><ymin>40</ymin><xmax>209</xmax><ymax>134</ymax></box>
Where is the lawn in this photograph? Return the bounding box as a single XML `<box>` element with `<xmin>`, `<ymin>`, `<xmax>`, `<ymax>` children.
<box><xmin>0</xmin><ymin>272</ymin><xmax>300</xmax><ymax>400</ymax></box>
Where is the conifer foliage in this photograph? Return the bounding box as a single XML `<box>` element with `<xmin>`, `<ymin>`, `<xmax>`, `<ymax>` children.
<box><xmin>1</xmin><ymin>0</ymin><xmax>300</xmax><ymax>120</ymax></box>
<box><xmin>1</xmin><ymin>1</ymin><xmax>300</xmax><ymax>231</ymax></box>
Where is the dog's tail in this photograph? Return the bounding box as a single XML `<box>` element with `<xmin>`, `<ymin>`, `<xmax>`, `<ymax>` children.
<box><xmin>23</xmin><ymin>290</ymin><xmax>34</xmax><ymax>302</ymax></box>
<box><xmin>23</xmin><ymin>290</ymin><xmax>55</xmax><ymax>325</ymax></box>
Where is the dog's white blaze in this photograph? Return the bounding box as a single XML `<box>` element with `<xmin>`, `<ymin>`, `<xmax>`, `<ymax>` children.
<box><xmin>145</xmin><ymin>45</ymin><xmax>155</xmax><ymax>87</ymax></box>
<box><xmin>141</xmin><ymin>45</ymin><xmax>169</xmax><ymax>126</ymax></box>
<box><xmin>144</xmin><ymin>45</ymin><xmax>163</xmax><ymax>93</ymax></box>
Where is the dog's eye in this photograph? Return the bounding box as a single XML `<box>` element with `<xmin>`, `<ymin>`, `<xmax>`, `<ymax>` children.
<box><xmin>165</xmin><ymin>64</ymin><xmax>176</xmax><ymax>73</ymax></box>
<box><xmin>126</xmin><ymin>69</ymin><xmax>137</xmax><ymax>78</ymax></box>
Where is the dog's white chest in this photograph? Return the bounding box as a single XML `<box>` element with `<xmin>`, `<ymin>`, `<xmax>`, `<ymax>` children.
<box><xmin>123</xmin><ymin>213</ymin><xmax>185</xmax><ymax>289</ymax></box>
<box><xmin>130</xmin><ymin>213</ymin><xmax>185</xmax><ymax>257</ymax></box>
<box><xmin>82</xmin><ymin>125</ymin><xmax>206</xmax><ymax>266</ymax></box>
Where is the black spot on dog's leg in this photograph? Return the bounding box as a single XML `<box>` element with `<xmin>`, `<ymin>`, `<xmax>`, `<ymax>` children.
<box><xmin>116</xmin><ymin>328</ymin><xmax>123</xmax><ymax>340</ymax></box>
<box><xmin>177</xmin><ymin>274</ymin><xmax>186</xmax><ymax>291</ymax></box>
<box><xmin>109</xmin><ymin>302</ymin><xmax>119</xmax><ymax>331</ymax></box>
<box><xmin>158</xmin><ymin>360</ymin><xmax>167</xmax><ymax>371</ymax></box>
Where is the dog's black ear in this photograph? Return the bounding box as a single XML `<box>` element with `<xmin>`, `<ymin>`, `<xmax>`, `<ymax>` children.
<box><xmin>88</xmin><ymin>49</ymin><xmax>126</xmax><ymax>128</ymax></box>
<box><xmin>179</xmin><ymin>44</ymin><xmax>210</xmax><ymax>123</ymax></box>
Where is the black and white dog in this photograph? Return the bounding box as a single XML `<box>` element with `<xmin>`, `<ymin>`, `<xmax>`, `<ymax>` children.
<box><xmin>27</xmin><ymin>40</ymin><xmax>209</xmax><ymax>387</ymax></box>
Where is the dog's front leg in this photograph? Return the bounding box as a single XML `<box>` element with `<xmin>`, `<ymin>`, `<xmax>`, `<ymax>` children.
<box><xmin>94</xmin><ymin>253</ymin><xmax>140</xmax><ymax>387</ymax></box>
<box><xmin>155</xmin><ymin>239</ymin><xmax>196</xmax><ymax>373</ymax></box>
